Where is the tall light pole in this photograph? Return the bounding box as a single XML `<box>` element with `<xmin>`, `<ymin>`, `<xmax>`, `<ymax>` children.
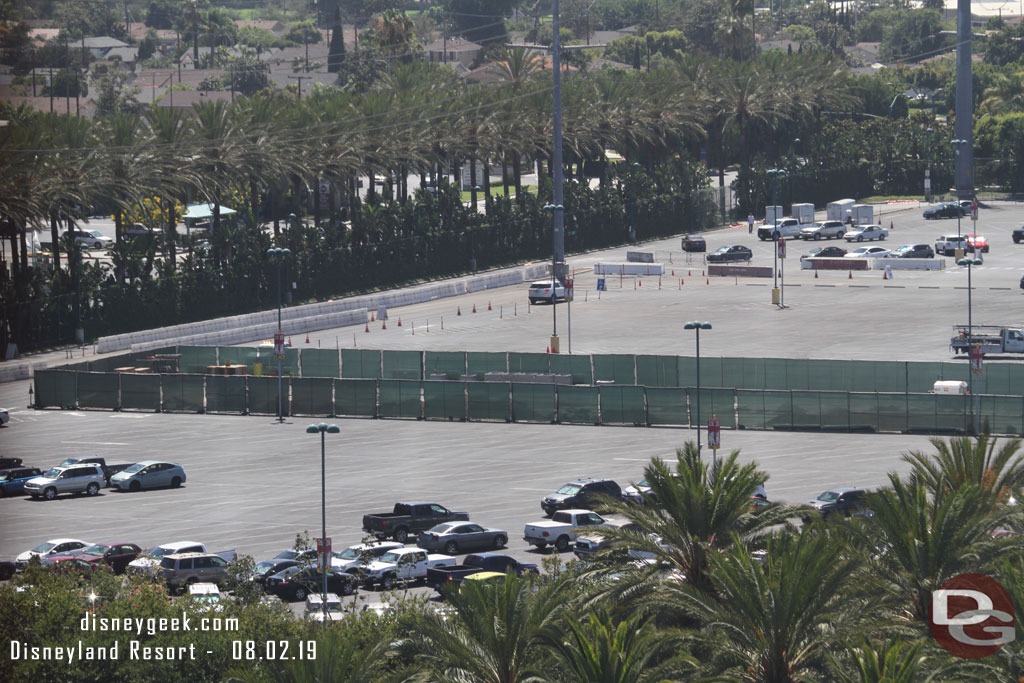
<box><xmin>684</xmin><ymin>321</ymin><xmax>712</xmax><ymax>460</ymax></box>
<box><xmin>267</xmin><ymin>247</ymin><xmax>291</xmax><ymax>423</ymax></box>
<box><xmin>951</xmin><ymin>139</ymin><xmax>968</xmax><ymax>240</ymax></box>
<box><xmin>306</xmin><ymin>422</ymin><xmax>340</xmax><ymax>623</ymax></box>
<box><xmin>789</xmin><ymin>139</ymin><xmax>800</xmax><ymax>209</ymax></box>
<box><xmin>957</xmin><ymin>256</ymin><xmax>983</xmax><ymax>435</ymax></box>
<box><xmin>767</xmin><ymin>169</ymin><xmax>785</xmax><ymax>303</ymax></box>
<box><xmin>925</xmin><ymin>127</ymin><xmax>933</xmax><ymax>203</ymax></box>
<box><xmin>954</xmin><ymin>0</ymin><xmax>974</xmax><ymax>199</ymax></box>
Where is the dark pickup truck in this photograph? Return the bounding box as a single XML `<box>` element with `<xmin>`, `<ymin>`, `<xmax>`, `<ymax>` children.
<box><xmin>362</xmin><ymin>502</ymin><xmax>469</xmax><ymax>543</ymax></box>
<box><xmin>57</xmin><ymin>457</ymin><xmax>132</xmax><ymax>485</ymax></box>
<box><xmin>426</xmin><ymin>553</ymin><xmax>539</xmax><ymax>591</ymax></box>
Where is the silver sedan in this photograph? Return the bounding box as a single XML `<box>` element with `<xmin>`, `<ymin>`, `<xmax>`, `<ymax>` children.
<box><xmin>416</xmin><ymin>522</ymin><xmax>508</xmax><ymax>555</ymax></box>
<box><xmin>110</xmin><ymin>461</ymin><xmax>186</xmax><ymax>492</ymax></box>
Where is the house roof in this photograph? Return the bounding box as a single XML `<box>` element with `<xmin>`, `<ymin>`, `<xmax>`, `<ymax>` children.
<box><xmin>2</xmin><ymin>96</ymin><xmax>98</xmax><ymax>118</ymax></box>
<box><xmin>422</xmin><ymin>36</ymin><xmax>481</xmax><ymax>53</ymax></box>
<box><xmin>153</xmin><ymin>90</ymin><xmax>236</xmax><ymax>109</ymax></box>
<box><xmin>29</xmin><ymin>28</ymin><xmax>61</xmax><ymax>43</ymax></box>
<box><xmin>83</xmin><ymin>37</ymin><xmax>129</xmax><ymax>49</ymax></box>
<box><xmin>104</xmin><ymin>47</ymin><xmax>139</xmax><ymax>62</ymax></box>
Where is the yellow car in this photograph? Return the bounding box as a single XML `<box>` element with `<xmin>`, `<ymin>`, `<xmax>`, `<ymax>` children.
<box><xmin>462</xmin><ymin>571</ymin><xmax>506</xmax><ymax>586</ymax></box>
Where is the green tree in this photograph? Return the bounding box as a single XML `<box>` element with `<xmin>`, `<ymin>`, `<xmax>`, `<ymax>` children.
<box><xmin>903</xmin><ymin>436</ymin><xmax>1024</xmax><ymax>504</ymax></box>
<box><xmin>880</xmin><ymin>9</ymin><xmax>944</xmax><ymax>63</ymax></box>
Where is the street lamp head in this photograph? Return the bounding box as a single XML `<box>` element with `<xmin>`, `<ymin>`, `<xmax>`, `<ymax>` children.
<box><xmin>307</xmin><ymin>422</ymin><xmax>339</xmax><ymax>434</ymax></box>
<box><xmin>684</xmin><ymin>321</ymin><xmax>712</xmax><ymax>330</ymax></box>
<box><xmin>267</xmin><ymin>247</ymin><xmax>291</xmax><ymax>257</ymax></box>
<box><xmin>793</xmin><ymin>138</ymin><xmax>800</xmax><ymax>146</ymax></box>
<box><xmin>956</xmin><ymin>258</ymin><xmax>983</xmax><ymax>266</ymax></box>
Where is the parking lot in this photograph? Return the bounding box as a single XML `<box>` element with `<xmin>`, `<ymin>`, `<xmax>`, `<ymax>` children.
<box><xmin>2</xmin><ymin>199</ymin><xmax>1023</xmax><ymax>605</ymax></box>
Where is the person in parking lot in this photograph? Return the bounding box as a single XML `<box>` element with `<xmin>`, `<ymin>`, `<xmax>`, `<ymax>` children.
<box><xmin>747</xmin><ymin>213</ymin><xmax>755</xmax><ymax>234</ymax></box>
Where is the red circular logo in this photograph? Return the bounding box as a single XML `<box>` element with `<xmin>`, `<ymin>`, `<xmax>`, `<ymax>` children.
<box><xmin>930</xmin><ymin>573</ymin><xmax>1015</xmax><ymax>658</ymax></box>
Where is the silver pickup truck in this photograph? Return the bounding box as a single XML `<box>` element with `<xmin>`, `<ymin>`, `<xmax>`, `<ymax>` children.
<box><xmin>523</xmin><ymin>509</ymin><xmax>622</xmax><ymax>552</ymax></box>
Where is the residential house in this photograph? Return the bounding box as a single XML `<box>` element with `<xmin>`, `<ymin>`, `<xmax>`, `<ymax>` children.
<box><xmin>423</xmin><ymin>36</ymin><xmax>482</xmax><ymax>67</ymax></box>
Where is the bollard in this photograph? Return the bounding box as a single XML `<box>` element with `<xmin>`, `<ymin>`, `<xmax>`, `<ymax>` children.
<box><xmin>441</xmin><ymin>316</ymin><xmax>444</xmax><ymax>330</ymax></box>
<box><xmin>500</xmin><ymin>305</ymin><xmax>503</xmax><ymax>319</ymax></box>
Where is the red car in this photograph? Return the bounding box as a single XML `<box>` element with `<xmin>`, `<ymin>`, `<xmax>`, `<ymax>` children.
<box><xmin>46</xmin><ymin>542</ymin><xmax>142</xmax><ymax>575</ymax></box>
<box><xmin>966</xmin><ymin>234</ymin><xmax>989</xmax><ymax>253</ymax></box>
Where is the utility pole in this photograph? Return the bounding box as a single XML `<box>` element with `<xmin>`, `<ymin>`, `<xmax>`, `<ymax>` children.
<box><xmin>289</xmin><ymin>75</ymin><xmax>304</xmax><ymax>100</ymax></box>
<box><xmin>955</xmin><ymin>0</ymin><xmax>974</xmax><ymax>198</ymax></box>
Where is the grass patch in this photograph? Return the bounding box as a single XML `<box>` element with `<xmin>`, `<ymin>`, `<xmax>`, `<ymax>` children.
<box><xmin>858</xmin><ymin>195</ymin><xmax>924</xmax><ymax>203</ymax></box>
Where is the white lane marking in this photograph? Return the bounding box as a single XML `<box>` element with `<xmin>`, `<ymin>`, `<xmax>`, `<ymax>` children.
<box><xmin>59</xmin><ymin>441</ymin><xmax>131</xmax><ymax>446</ymax></box>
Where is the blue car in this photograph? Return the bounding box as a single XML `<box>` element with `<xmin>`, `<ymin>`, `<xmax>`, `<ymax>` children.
<box><xmin>0</xmin><ymin>467</ymin><xmax>43</xmax><ymax>497</ymax></box>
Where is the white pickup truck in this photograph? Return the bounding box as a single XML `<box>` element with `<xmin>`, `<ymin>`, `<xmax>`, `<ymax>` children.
<box><xmin>357</xmin><ymin>547</ymin><xmax>454</xmax><ymax>590</ymax></box>
<box><xmin>757</xmin><ymin>218</ymin><xmax>802</xmax><ymax>241</ymax></box>
<box><xmin>950</xmin><ymin>325</ymin><xmax>1024</xmax><ymax>355</ymax></box>
<box><xmin>523</xmin><ymin>509</ymin><xmax>622</xmax><ymax>552</ymax></box>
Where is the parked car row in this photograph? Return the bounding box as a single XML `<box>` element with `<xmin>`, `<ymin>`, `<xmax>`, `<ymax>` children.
<box><xmin>0</xmin><ymin>458</ymin><xmax>186</xmax><ymax>501</ymax></box>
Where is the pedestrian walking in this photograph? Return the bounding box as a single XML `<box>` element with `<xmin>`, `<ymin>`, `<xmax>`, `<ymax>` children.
<box><xmin>747</xmin><ymin>213</ymin><xmax>755</xmax><ymax>234</ymax></box>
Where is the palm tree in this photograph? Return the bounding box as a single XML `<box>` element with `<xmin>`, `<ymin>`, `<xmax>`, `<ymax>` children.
<box><xmin>864</xmin><ymin>474</ymin><xmax>1019</xmax><ymax>623</ymax></box>
<box><xmin>902</xmin><ymin>436</ymin><xmax>1024</xmax><ymax>505</ymax></box>
<box><xmin>538</xmin><ymin>609</ymin><xmax>695</xmax><ymax>682</ymax></box>
<box><xmin>677</xmin><ymin>529</ymin><xmax>867</xmax><ymax>682</ymax></box>
<box><xmin>144</xmin><ymin>106</ymin><xmax>196</xmax><ymax>270</ymax></box>
<box><xmin>405</xmin><ymin>571</ymin><xmax>570</xmax><ymax>682</ymax></box>
<box><xmin>591</xmin><ymin>442</ymin><xmax>796</xmax><ymax>595</ymax></box>
<box><xmin>828</xmin><ymin>639</ymin><xmax>939</xmax><ymax>683</ymax></box>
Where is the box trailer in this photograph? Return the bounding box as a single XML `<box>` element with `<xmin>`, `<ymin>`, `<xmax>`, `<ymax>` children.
<box><xmin>826</xmin><ymin>199</ymin><xmax>855</xmax><ymax>222</ymax></box>
<box><xmin>792</xmin><ymin>203</ymin><xmax>815</xmax><ymax>224</ymax></box>
<box><xmin>764</xmin><ymin>205</ymin><xmax>783</xmax><ymax>223</ymax></box>
<box><xmin>849</xmin><ymin>204</ymin><xmax>874</xmax><ymax>226</ymax></box>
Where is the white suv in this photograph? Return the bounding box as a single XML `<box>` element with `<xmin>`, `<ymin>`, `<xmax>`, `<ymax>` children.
<box><xmin>528</xmin><ymin>280</ymin><xmax>566</xmax><ymax>304</ymax></box>
<box><xmin>23</xmin><ymin>465</ymin><xmax>106</xmax><ymax>500</ymax></box>
<box><xmin>935</xmin><ymin>234</ymin><xmax>967</xmax><ymax>256</ymax></box>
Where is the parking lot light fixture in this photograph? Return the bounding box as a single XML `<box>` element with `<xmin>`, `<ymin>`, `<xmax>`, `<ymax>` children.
<box><xmin>267</xmin><ymin>248</ymin><xmax>291</xmax><ymax>423</ymax></box>
<box><xmin>766</xmin><ymin>169</ymin><xmax>786</xmax><ymax>290</ymax></box>
<box><xmin>684</xmin><ymin>321</ymin><xmax>712</xmax><ymax>460</ymax></box>
<box><xmin>307</xmin><ymin>422</ymin><xmax>340</xmax><ymax>623</ymax></box>
<box><xmin>951</xmin><ymin>139</ymin><xmax>969</xmax><ymax>238</ymax></box>
<box><xmin>956</xmin><ymin>257</ymin><xmax>984</xmax><ymax>435</ymax></box>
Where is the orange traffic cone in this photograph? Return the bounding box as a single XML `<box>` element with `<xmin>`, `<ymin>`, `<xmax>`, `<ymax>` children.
<box><xmin>848</xmin><ymin>270</ymin><xmax>853</xmax><ymax>279</ymax></box>
<box><xmin>371</xmin><ymin>313</ymin><xmax>375</xmax><ymax>322</ymax></box>
<box><xmin>688</xmin><ymin>270</ymin><xmax>691</xmax><ymax>276</ymax></box>
<box><xmin>457</xmin><ymin>306</ymin><xmax>462</xmax><ymax>316</ymax></box>
<box><xmin>305</xmin><ymin>333</ymin><xmax>310</xmax><ymax>343</ymax></box>
<box><xmin>883</xmin><ymin>270</ymin><xmax>888</xmax><ymax>280</ymax></box>
<box><xmin>681</xmin><ymin>278</ymin><xmax>684</xmax><ymax>286</ymax></box>
<box><xmin>288</xmin><ymin>336</ymin><xmax>293</xmax><ymax>346</ymax></box>
<box><xmin>671</xmin><ymin>269</ymin><xmax>675</xmax><ymax>276</ymax></box>
<box><xmin>382</xmin><ymin>320</ymin><xmax>387</xmax><ymax>329</ymax></box>
<box><xmin>890</xmin><ymin>220</ymin><xmax>894</xmax><ymax>231</ymax></box>
<box><xmin>365</xmin><ymin>322</ymin><xmax>370</xmax><ymax>333</ymax></box>
<box><xmin>638</xmin><ymin>279</ymin><xmax>642</xmax><ymax>287</ymax></box>
<box><xmin>814</xmin><ymin>270</ymin><xmax>818</xmax><ymax>279</ymax></box>
<box><xmin>706</xmin><ymin>278</ymin><xmax>710</xmax><ymax>285</ymax></box>
<box><xmin>546</xmin><ymin>346</ymin><xmax>550</xmax><ymax>354</ymax></box>
<box><xmin>487</xmin><ymin>301</ymin><xmax>492</xmax><ymax>311</ymax></box>
<box><xmin>397</xmin><ymin>317</ymin><xmax>402</xmax><ymax>327</ymax></box>
<box><xmin>702</xmin><ymin>270</ymin><xmax>706</xmax><ymax>277</ymax></box>
<box><xmin>472</xmin><ymin>304</ymin><xmax>477</xmax><ymax>313</ymax></box>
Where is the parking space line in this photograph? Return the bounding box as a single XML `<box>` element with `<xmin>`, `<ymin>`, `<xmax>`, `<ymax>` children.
<box><xmin>848</xmin><ymin>285</ymin><xmax>870</xmax><ymax>288</ymax></box>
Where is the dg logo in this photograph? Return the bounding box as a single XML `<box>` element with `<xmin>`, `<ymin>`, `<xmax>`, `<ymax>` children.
<box><xmin>930</xmin><ymin>573</ymin><xmax>1015</xmax><ymax>659</ymax></box>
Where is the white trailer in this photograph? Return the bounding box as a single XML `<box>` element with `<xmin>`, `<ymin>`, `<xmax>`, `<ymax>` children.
<box><xmin>792</xmin><ymin>203</ymin><xmax>815</xmax><ymax>224</ymax></box>
<box><xmin>826</xmin><ymin>199</ymin><xmax>855</xmax><ymax>221</ymax></box>
<box><xmin>764</xmin><ymin>205</ymin><xmax>783</xmax><ymax>223</ymax></box>
<box><xmin>849</xmin><ymin>204</ymin><xmax>874</xmax><ymax>226</ymax></box>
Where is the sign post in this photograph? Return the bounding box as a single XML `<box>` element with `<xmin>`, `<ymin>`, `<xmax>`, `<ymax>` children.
<box><xmin>273</xmin><ymin>331</ymin><xmax>285</xmax><ymax>359</ymax></box>
<box><xmin>970</xmin><ymin>345</ymin><xmax>983</xmax><ymax>375</ymax></box>
<box><xmin>971</xmin><ymin>199</ymin><xmax>979</xmax><ymax>222</ymax></box>
<box><xmin>777</xmin><ymin>238</ymin><xmax>786</xmax><ymax>308</ymax></box>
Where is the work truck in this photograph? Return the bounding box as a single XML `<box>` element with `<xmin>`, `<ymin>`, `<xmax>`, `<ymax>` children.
<box><xmin>950</xmin><ymin>325</ymin><xmax>1024</xmax><ymax>355</ymax></box>
<box><xmin>523</xmin><ymin>509</ymin><xmax>625</xmax><ymax>552</ymax></box>
<box><xmin>425</xmin><ymin>553</ymin><xmax>539</xmax><ymax>591</ymax></box>
<box><xmin>356</xmin><ymin>547</ymin><xmax>454</xmax><ymax>590</ymax></box>
<box><xmin>362</xmin><ymin>502</ymin><xmax>469</xmax><ymax>543</ymax></box>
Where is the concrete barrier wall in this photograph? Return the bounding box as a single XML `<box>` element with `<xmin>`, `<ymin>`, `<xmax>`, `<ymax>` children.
<box><xmin>593</xmin><ymin>262</ymin><xmax>666</xmax><ymax>275</ymax></box>
<box><xmin>130</xmin><ymin>309</ymin><xmax>368</xmax><ymax>353</ymax></box>
<box><xmin>869</xmin><ymin>259</ymin><xmax>945</xmax><ymax>271</ymax></box>
<box><xmin>708</xmin><ymin>265</ymin><xmax>774</xmax><ymax>278</ymax></box>
<box><xmin>801</xmin><ymin>258</ymin><xmax>870</xmax><ymax>271</ymax></box>
<box><xmin>0</xmin><ymin>360</ymin><xmax>47</xmax><ymax>383</ymax></box>
<box><xmin>98</xmin><ymin>264</ymin><xmax>544</xmax><ymax>353</ymax></box>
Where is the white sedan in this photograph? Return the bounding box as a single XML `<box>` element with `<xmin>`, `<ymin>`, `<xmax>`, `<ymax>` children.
<box><xmin>844</xmin><ymin>246</ymin><xmax>892</xmax><ymax>258</ymax></box>
<box><xmin>844</xmin><ymin>224</ymin><xmax>888</xmax><ymax>242</ymax></box>
<box><xmin>16</xmin><ymin>538</ymin><xmax>91</xmax><ymax>566</ymax></box>
<box><xmin>74</xmin><ymin>230</ymin><xmax>114</xmax><ymax>250</ymax></box>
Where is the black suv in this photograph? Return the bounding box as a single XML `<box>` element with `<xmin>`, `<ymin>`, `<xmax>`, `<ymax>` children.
<box><xmin>1013</xmin><ymin>227</ymin><xmax>1024</xmax><ymax>244</ymax></box>
<box><xmin>681</xmin><ymin>235</ymin><xmax>706</xmax><ymax>252</ymax></box>
<box><xmin>541</xmin><ymin>478</ymin><xmax>621</xmax><ymax>516</ymax></box>
<box><xmin>804</xmin><ymin>487</ymin><xmax>870</xmax><ymax>519</ymax></box>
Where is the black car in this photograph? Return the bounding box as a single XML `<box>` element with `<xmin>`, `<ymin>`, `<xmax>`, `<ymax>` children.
<box><xmin>0</xmin><ymin>457</ymin><xmax>23</xmax><ymax>469</ymax></box>
<box><xmin>1013</xmin><ymin>227</ymin><xmax>1024</xmax><ymax>244</ymax></box>
<box><xmin>804</xmin><ymin>487</ymin><xmax>870</xmax><ymax>519</ymax></box>
<box><xmin>681</xmin><ymin>234</ymin><xmax>706</xmax><ymax>252</ymax></box>
<box><xmin>706</xmin><ymin>245</ymin><xmax>753</xmax><ymax>263</ymax></box>
<box><xmin>265</xmin><ymin>566</ymin><xmax>357</xmax><ymax>601</ymax></box>
<box><xmin>252</xmin><ymin>558</ymin><xmax>301</xmax><ymax>586</ymax></box>
<box><xmin>542</xmin><ymin>478</ymin><xmax>621</xmax><ymax>516</ymax></box>
<box><xmin>894</xmin><ymin>244</ymin><xmax>935</xmax><ymax>259</ymax></box>
<box><xmin>801</xmin><ymin>246</ymin><xmax>847</xmax><ymax>260</ymax></box>
<box><xmin>923</xmin><ymin>203</ymin><xmax>965</xmax><ymax>219</ymax></box>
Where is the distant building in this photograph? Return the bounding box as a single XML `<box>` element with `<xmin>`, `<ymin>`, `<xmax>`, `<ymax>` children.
<box><xmin>423</xmin><ymin>37</ymin><xmax>482</xmax><ymax>67</ymax></box>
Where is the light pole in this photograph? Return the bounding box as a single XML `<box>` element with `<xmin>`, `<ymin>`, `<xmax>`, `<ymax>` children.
<box><xmin>306</xmin><ymin>422</ymin><xmax>340</xmax><ymax>623</ymax></box>
<box><xmin>925</xmin><ymin>127</ymin><xmax>933</xmax><ymax>203</ymax></box>
<box><xmin>951</xmin><ymin>139</ymin><xmax>969</xmax><ymax>240</ymax></box>
<box><xmin>767</xmin><ymin>169</ymin><xmax>785</xmax><ymax>300</ymax></box>
<box><xmin>684</xmin><ymin>321</ymin><xmax>712</xmax><ymax>460</ymax></box>
<box><xmin>543</xmin><ymin>203</ymin><xmax>564</xmax><ymax>351</ymax></box>
<box><xmin>789</xmin><ymin>139</ymin><xmax>800</xmax><ymax>209</ymax></box>
<box><xmin>267</xmin><ymin>247</ymin><xmax>291</xmax><ymax>423</ymax></box>
<box><xmin>957</xmin><ymin>256</ymin><xmax>983</xmax><ymax>435</ymax></box>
